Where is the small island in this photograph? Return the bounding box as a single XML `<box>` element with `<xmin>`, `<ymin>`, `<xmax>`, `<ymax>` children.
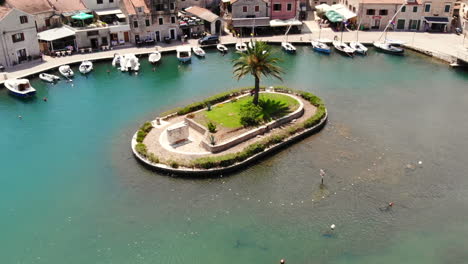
<box><xmin>131</xmin><ymin>41</ymin><xmax>328</xmax><ymax>175</ymax></box>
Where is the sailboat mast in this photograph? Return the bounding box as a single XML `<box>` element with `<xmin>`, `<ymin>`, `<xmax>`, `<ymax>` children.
<box><xmin>378</xmin><ymin>2</ymin><xmax>406</xmax><ymax>41</ymax></box>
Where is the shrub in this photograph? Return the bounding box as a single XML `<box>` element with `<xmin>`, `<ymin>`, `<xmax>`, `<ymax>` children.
<box><xmin>207</xmin><ymin>122</ymin><xmax>217</xmax><ymax>133</ymax></box>
<box><xmin>136</xmin><ymin>122</ymin><xmax>153</xmax><ymax>143</ymax></box>
<box><xmin>135</xmin><ymin>143</ymin><xmax>148</xmax><ymax>157</ymax></box>
<box><xmin>148</xmin><ymin>153</ymin><xmax>159</xmax><ymax>163</ymax></box>
<box><xmin>240</xmin><ymin>101</ymin><xmax>263</xmax><ymax>127</ymax></box>
<box><xmin>186</xmin><ymin>113</ymin><xmax>195</xmax><ymax>119</ymax></box>
<box><xmin>169</xmin><ymin>160</ymin><xmax>179</xmax><ymax>168</ymax></box>
<box><xmin>208</xmin><ymin>134</ymin><xmax>216</xmax><ymax>145</ymax></box>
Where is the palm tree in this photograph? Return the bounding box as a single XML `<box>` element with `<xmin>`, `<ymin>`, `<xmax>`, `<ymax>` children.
<box><xmin>233</xmin><ymin>40</ymin><xmax>283</xmax><ymax>105</ymax></box>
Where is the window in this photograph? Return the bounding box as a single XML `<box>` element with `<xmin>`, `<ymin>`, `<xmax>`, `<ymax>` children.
<box><xmin>171</xmin><ymin>16</ymin><xmax>176</xmax><ymax>24</ymax></box>
<box><xmin>133</xmin><ymin>20</ymin><xmax>138</xmax><ymax>28</ymax></box>
<box><xmin>424</xmin><ymin>3</ymin><xmax>431</xmax><ymax>12</ymax></box>
<box><xmin>97</xmin><ymin>0</ymin><xmax>103</xmax><ymax>4</ymax></box>
<box><xmin>413</xmin><ymin>6</ymin><xmax>417</xmax><ymax>12</ymax></box>
<box><xmin>333</xmin><ymin>2</ymin><xmax>336</xmax><ymax>4</ymax></box>
<box><xmin>273</xmin><ymin>3</ymin><xmax>282</xmax><ymax>11</ymax></box>
<box><xmin>158</xmin><ymin>17</ymin><xmax>164</xmax><ymax>25</ymax></box>
<box><xmin>243</xmin><ymin>6</ymin><xmax>248</xmax><ymax>12</ymax></box>
<box><xmin>444</xmin><ymin>4</ymin><xmax>450</xmax><ymax>12</ymax></box>
<box><xmin>155</xmin><ymin>4</ymin><xmax>164</xmax><ymax>11</ymax></box>
<box><xmin>20</xmin><ymin>16</ymin><xmax>28</xmax><ymax>24</ymax></box>
<box><xmin>145</xmin><ymin>19</ymin><xmax>150</xmax><ymax>26</ymax></box>
<box><xmin>287</xmin><ymin>3</ymin><xmax>292</xmax><ymax>11</ymax></box>
<box><xmin>170</xmin><ymin>2</ymin><xmax>175</xmax><ymax>10</ymax></box>
<box><xmin>12</xmin><ymin>33</ymin><xmax>24</xmax><ymax>42</ymax></box>
<box><xmin>137</xmin><ymin>7</ymin><xmax>143</xmax><ymax>12</ymax></box>
<box><xmin>87</xmin><ymin>30</ymin><xmax>99</xmax><ymax>36</ymax></box>
<box><xmin>379</xmin><ymin>9</ymin><xmax>388</xmax><ymax>15</ymax></box>
<box><xmin>366</xmin><ymin>9</ymin><xmax>375</xmax><ymax>15</ymax></box>
<box><xmin>396</xmin><ymin>19</ymin><xmax>405</xmax><ymax>29</ymax></box>
<box><xmin>110</xmin><ymin>0</ymin><xmax>114</xmax><ymax>2</ymax></box>
<box><xmin>255</xmin><ymin>5</ymin><xmax>259</xmax><ymax>12</ymax></box>
<box><xmin>45</xmin><ymin>18</ymin><xmax>50</xmax><ymax>27</ymax></box>
<box><xmin>401</xmin><ymin>6</ymin><xmax>406</xmax><ymax>12</ymax></box>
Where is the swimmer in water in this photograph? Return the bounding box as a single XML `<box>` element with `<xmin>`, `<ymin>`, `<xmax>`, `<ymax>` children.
<box><xmin>43</xmin><ymin>97</ymin><xmax>48</xmax><ymax>102</ymax></box>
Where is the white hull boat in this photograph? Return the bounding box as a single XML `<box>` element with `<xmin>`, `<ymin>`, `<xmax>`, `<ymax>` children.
<box><xmin>235</xmin><ymin>42</ymin><xmax>247</xmax><ymax>52</ymax></box>
<box><xmin>120</xmin><ymin>54</ymin><xmax>140</xmax><ymax>71</ymax></box>
<box><xmin>281</xmin><ymin>42</ymin><xmax>296</xmax><ymax>53</ymax></box>
<box><xmin>112</xmin><ymin>53</ymin><xmax>121</xmax><ymax>67</ymax></box>
<box><xmin>39</xmin><ymin>73</ymin><xmax>60</xmax><ymax>83</ymax></box>
<box><xmin>5</xmin><ymin>79</ymin><xmax>36</xmax><ymax>97</ymax></box>
<box><xmin>192</xmin><ymin>47</ymin><xmax>206</xmax><ymax>57</ymax></box>
<box><xmin>373</xmin><ymin>41</ymin><xmax>404</xmax><ymax>55</ymax></box>
<box><xmin>176</xmin><ymin>46</ymin><xmax>192</xmax><ymax>63</ymax></box>
<box><xmin>59</xmin><ymin>65</ymin><xmax>74</xmax><ymax>78</ymax></box>
<box><xmin>79</xmin><ymin>61</ymin><xmax>93</xmax><ymax>74</ymax></box>
<box><xmin>332</xmin><ymin>41</ymin><xmax>355</xmax><ymax>57</ymax></box>
<box><xmin>248</xmin><ymin>41</ymin><xmax>255</xmax><ymax>49</ymax></box>
<box><xmin>148</xmin><ymin>52</ymin><xmax>161</xmax><ymax>64</ymax></box>
<box><xmin>311</xmin><ymin>40</ymin><xmax>331</xmax><ymax>54</ymax></box>
<box><xmin>349</xmin><ymin>41</ymin><xmax>368</xmax><ymax>55</ymax></box>
<box><xmin>217</xmin><ymin>44</ymin><xmax>228</xmax><ymax>53</ymax></box>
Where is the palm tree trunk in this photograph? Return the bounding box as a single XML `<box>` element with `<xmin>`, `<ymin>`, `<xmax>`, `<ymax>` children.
<box><xmin>253</xmin><ymin>75</ymin><xmax>260</xmax><ymax>105</ymax></box>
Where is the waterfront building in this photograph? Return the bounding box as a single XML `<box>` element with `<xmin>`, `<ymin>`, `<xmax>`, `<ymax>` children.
<box><xmin>461</xmin><ymin>0</ymin><xmax>468</xmax><ymax>31</ymax></box>
<box><xmin>183</xmin><ymin>6</ymin><xmax>224</xmax><ymax>35</ymax></box>
<box><xmin>228</xmin><ymin>0</ymin><xmax>270</xmax><ymax>34</ymax></box>
<box><xmin>178</xmin><ymin>0</ymin><xmax>208</xmax><ymax>10</ymax></box>
<box><xmin>270</xmin><ymin>0</ymin><xmax>307</xmax><ymax>20</ymax></box>
<box><xmin>5</xmin><ymin>0</ymin><xmax>58</xmax><ymax>32</ymax></box>
<box><xmin>0</xmin><ymin>6</ymin><xmax>40</xmax><ymax>67</ymax></box>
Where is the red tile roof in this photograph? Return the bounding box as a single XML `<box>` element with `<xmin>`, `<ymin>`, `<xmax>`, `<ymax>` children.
<box><xmin>6</xmin><ymin>0</ymin><xmax>54</xmax><ymax>14</ymax></box>
<box><xmin>0</xmin><ymin>5</ymin><xmax>13</xmax><ymax>20</ymax></box>
<box><xmin>121</xmin><ymin>0</ymin><xmax>149</xmax><ymax>15</ymax></box>
<box><xmin>48</xmin><ymin>0</ymin><xmax>87</xmax><ymax>12</ymax></box>
<box><xmin>361</xmin><ymin>0</ymin><xmax>404</xmax><ymax>4</ymax></box>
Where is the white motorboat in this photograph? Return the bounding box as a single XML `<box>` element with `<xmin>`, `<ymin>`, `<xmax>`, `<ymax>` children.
<box><xmin>148</xmin><ymin>52</ymin><xmax>161</xmax><ymax>64</ymax></box>
<box><xmin>39</xmin><ymin>73</ymin><xmax>60</xmax><ymax>83</ymax></box>
<box><xmin>235</xmin><ymin>42</ymin><xmax>247</xmax><ymax>52</ymax></box>
<box><xmin>217</xmin><ymin>44</ymin><xmax>228</xmax><ymax>53</ymax></box>
<box><xmin>281</xmin><ymin>42</ymin><xmax>296</xmax><ymax>53</ymax></box>
<box><xmin>248</xmin><ymin>41</ymin><xmax>256</xmax><ymax>49</ymax></box>
<box><xmin>79</xmin><ymin>61</ymin><xmax>93</xmax><ymax>74</ymax></box>
<box><xmin>311</xmin><ymin>40</ymin><xmax>331</xmax><ymax>54</ymax></box>
<box><xmin>4</xmin><ymin>79</ymin><xmax>36</xmax><ymax>97</ymax></box>
<box><xmin>349</xmin><ymin>41</ymin><xmax>368</xmax><ymax>55</ymax></box>
<box><xmin>59</xmin><ymin>65</ymin><xmax>74</xmax><ymax>78</ymax></box>
<box><xmin>332</xmin><ymin>41</ymin><xmax>355</xmax><ymax>57</ymax></box>
<box><xmin>176</xmin><ymin>46</ymin><xmax>192</xmax><ymax>63</ymax></box>
<box><xmin>373</xmin><ymin>41</ymin><xmax>404</xmax><ymax>55</ymax></box>
<box><xmin>120</xmin><ymin>54</ymin><xmax>140</xmax><ymax>71</ymax></box>
<box><xmin>112</xmin><ymin>53</ymin><xmax>121</xmax><ymax>67</ymax></box>
<box><xmin>192</xmin><ymin>46</ymin><xmax>206</xmax><ymax>57</ymax></box>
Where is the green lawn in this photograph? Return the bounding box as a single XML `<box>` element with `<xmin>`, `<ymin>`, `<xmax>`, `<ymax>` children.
<box><xmin>203</xmin><ymin>93</ymin><xmax>299</xmax><ymax>129</ymax></box>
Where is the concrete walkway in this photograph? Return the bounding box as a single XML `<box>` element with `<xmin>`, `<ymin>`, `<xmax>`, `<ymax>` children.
<box><xmin>2</xmin><ymin>20</ymin><xmax>467</xmax><ymax>84</ymax></box>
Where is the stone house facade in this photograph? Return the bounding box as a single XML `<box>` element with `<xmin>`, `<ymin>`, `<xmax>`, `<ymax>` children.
<box><xmin>0</xmin><ymin>7</ymin><xmax>40</xmax><ymax>67</ymax></box>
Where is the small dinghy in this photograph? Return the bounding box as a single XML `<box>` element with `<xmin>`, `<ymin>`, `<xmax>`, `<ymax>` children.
<box><xmin>217</xmin><ymin>44</ymin><xmax>228</xmax><ymax>53</ymax></box>
<box><xmin>373</xmin><ymin>41</ymin><xmax>404</xmax><ymax>55</ymax></box>
<box><xmin>235</xmin><ymin>42</ymin><xmax>247</xmax><ymax>52</ymax></box>
<box><xmin>39</xmin><ymin>73</ymin><xmax>60</xmax><ymax>83</ymax></box>
<box><xmin>5</xmin><ymin>78</ymin><xmax>36</xmax><ymax>97</ymax></box>
<box><xmin>148</xmin><ymin>52</ymin><xmax>161</xmax><ymax>64</ymax></box>
<box><xmin>192</xmin><ymin>46</ymin><xmax>206</xmax><ymax>57</ymax></box>
<box><xmin>79</xmin><ymin>61</ymin><xmax>93</xmax><ymax>74</ymax></box>
<box><xmin>349</xmin><ymin>41</ymin><xmax>368</xmax><ymax>55</ymax></box>
<box><xmin>112</xmin><ymin>53</ymin><xmax>121</xmax><ymax>67</ymax></box>
<box><xmin>332</xmin><ymin>41</ymin><xmax>355</xmax><ymax>57</ymax></box>
<box><xmin>176</xmin><ymin>46</ymin><xmax>192</xmax><ymax>63</ymax></box>
<box><xmin>281</xmin><ymin>42</ymin><xmax>296</xmax><ymax>54</ymax></box>
<box><xmin>311</xmin><ymin>40</ymin><xmax>331</xmax><ymax>54</ymax></box>
<box><xmin>59</xmin><ymin>65</ymin><xmax>74</xmax><ymax>78</ymax></box>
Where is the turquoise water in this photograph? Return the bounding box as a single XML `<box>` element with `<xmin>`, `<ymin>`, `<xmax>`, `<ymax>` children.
<box><xmin>1</xmin><ymin>46</ymin><xmax>467</xmax><ymax>263</ymax></box>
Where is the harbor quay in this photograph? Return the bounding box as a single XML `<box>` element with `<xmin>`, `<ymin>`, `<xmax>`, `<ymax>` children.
<box><xmin>1</xmin><ymin>29</ymin><xmax>467</xmax><ymax>85</ymax></box>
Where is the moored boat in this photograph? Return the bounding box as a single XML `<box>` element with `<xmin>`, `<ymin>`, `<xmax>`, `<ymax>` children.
<box><xmin>192</xmin><ymin>46</ymin><xmax>206</xmax><ymax>57</ymax></box>
<box><xmin>217</xmin><ymin>44</ymin><xmax>228</xmax><ymax>53</ymax></box>
<box><xmin>120</xmin><ymin>54</ymin><xmax>140</xmax><ymax>71</ymax></box>
<box><xmin>176</xmin><ymin>46</ymin><xmax>192</xmax><ymax>63</ymax></box>
<box><xmin>281</xmin><ymin>42</ymin><xmax>296</xmax><ymax>53</ymax></box>
<box><xmin>148</xmin><ymin>52</ymin><xmax>161</xmax><ymax>64</ymax></box>
<box><xmin>349</xmin><ymin>41</ymin><xmax>368</xmax><ymax>55</ymax></box>
<box><xmin>311</xmin><ymin>40</ymin><xmax>331</xmax><ymax>54</ymax></box>
<box><xmin>79</xmin><ymin>61</ymin><xmax>93</xmax><ymax>74</ymax></box>
<box><xmin>373</xmin><ymin>41</ymin><xmax>404</xmax><ymax>55</ymax></box>
<box><xmin>235</xmin><ymin>42</ymin><xmax>247</xmax><ymax>52</ymax></box>
<box><xmin>112</xmin><ymin>53</ymin><xmax>121</xmax><ymax>67</ymax></box>
<box><xmin>39</xmin><ymin>73</ymin><xmax>60</xmax><ymax>83</ymax></box>
<box><xmin>59</xmin><ymin>65</ymin><xmax>74</xmax><ymax>78</ymax></box>
<box><xmin>5</xmin><ymin>79</ymin><xmax>36</xmax><ymax>97</ymax></box>
<box><xmin>332</xmin><ymin>41</ymin><xmax>355</xmax><ymax>57</ymax></box>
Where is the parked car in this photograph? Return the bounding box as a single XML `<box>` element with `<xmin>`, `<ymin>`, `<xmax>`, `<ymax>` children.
<box><xmin>198</xmin><ymin>35</ymin><xmax>219</xmax><ymax>45</ymax></box>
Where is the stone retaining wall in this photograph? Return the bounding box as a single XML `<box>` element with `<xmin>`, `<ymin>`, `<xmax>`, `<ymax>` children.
<box><xmin>185</xmin><ymin>117</ymin><xmax>207</xmax><ymax>134</ymax></box>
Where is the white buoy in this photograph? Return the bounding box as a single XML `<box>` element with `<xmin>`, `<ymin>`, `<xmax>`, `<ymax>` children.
<box><xmin>418</xmin><ymin>161</ymin><xmax>423</xmax><ymax>165</ymax></box>
<box><xmin>330</xmin><ymin>224</ymin><xmax>336</xmax><ymax>230</ymax></box>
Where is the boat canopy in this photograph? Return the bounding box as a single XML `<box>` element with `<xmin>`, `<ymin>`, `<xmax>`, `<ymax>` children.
<box><xmin>177</xmin><ymin>46</ymin><xmax>192</xmax><ymax>52</ymax></box>
<box><xmin>37</xmin><ymin>27</ymin><xmax>76</xmax><ymax>41</ymax></box>
<box><xmin>71</xmin><ymin>12</ymin><xmax>94</xmax><ymax>20</ymax></box>
<box><xmin>325</xmin><ymin>10</ymin><xmax>344</xmax><ymax>23</ymax></box>
<box><xmin>331</xmin><ymin>4</ymin><xmax>357</xmax><ymax>20</ymax></box>
<box><xmin>95</xmin><ymin>8</ymin><xmax>123</xmax><ymax>16</ymax></box>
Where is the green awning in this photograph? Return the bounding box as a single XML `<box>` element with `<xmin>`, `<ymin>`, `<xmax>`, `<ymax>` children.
<box><xmin>325</xmin><ymin>10</ymin><xmax>344</xmax><ymax>23</ymax></box>
<box><xmin>71</xmin><ymin>13</ymin><xmax>94</xmax><ymax>20</ymax></box>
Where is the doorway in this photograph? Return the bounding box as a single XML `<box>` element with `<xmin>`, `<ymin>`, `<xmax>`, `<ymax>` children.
<box><xmin>155</xmin><ymin>31</ymin><xmax>160</xmax><ymax>42</ymax></box>
<box><xmin>90</xmin><ymin>38</ymin><xmax>99</xmax><ymax>49</ymax></box>
<box><xmin>124</xmin><ymin>31</ymin><xmax>129</xmax><ymax>42</ymax></box>
<box><xmin>170</xmin><ymin>28</ymin><xmax>176</xmax><ymax>40</ymax></box>
<box><xmin>16</xmin><ymin>49</ymin><xmax>27</xmax><ymax>64</ymax></box>
<box><xmin>372</xmin><ymin>19</ymin><xmax>380</xmax><ymax>29</ymax></box>
<box><xmin>215</xmin><ymin>20</ymin><xmax>222</xmax><ymax>35</ymax></box>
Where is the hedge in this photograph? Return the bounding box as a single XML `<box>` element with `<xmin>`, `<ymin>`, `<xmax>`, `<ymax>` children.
<box><xmin>136</xmin><ymin>122</ymin><xmax>153</xmax><ymax>143</ymax></box>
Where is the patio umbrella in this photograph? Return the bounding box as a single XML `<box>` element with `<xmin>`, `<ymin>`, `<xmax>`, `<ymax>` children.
<box><xmin>71</xmin><ymin>13</ymin><xmax>94</xmax><ymax>27</ymax></box>
<box><xmin>325</xmin><ymin>10</ymin><xmax>344</xmax><ymax>23</ymax></box>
